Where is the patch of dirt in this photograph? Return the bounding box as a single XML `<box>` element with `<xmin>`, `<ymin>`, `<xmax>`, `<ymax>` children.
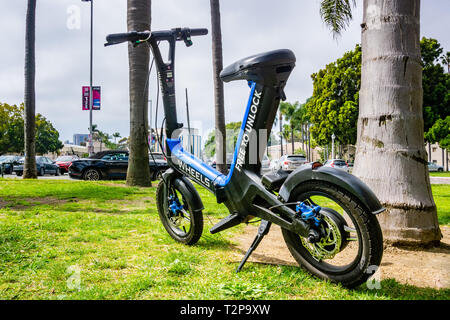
<box><xmin>232</xmin><ymin>224</ymin><xmax>450</xmax><ymax>289</ymax></box>
<box><xmin>0</xmin><ymin>197</ymin><xmax>71</xmax><ymax>210</ymax></box>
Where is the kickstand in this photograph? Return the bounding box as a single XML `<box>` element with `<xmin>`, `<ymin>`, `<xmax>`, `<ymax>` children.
<box><xmin>236</xmin><ymin>219</ymin><xmax>272</xmax><ymax>273</ymax></box>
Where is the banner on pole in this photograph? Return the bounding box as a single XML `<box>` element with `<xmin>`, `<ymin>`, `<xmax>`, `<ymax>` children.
<box><xmin>82</xmin><ymin>86</ymin><xmax>101</xmax><ymax>110</ymax></box>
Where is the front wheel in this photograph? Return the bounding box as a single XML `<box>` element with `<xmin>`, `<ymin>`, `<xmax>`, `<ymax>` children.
<box><xmin>282</xmin><ymin>181</ymin><xmax>383</xmax><ymax>288</ymax></box>
<box><xmin>156</xmin><ymin>179</ymin><xmax>203</xmax><ymax>245</ymax></box>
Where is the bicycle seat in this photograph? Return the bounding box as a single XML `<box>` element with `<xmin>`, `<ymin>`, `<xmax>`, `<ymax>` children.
<box><xmin>220</xmin><ymin>49</ymin><xmax>296</xmax><ymax>84</ymax></box>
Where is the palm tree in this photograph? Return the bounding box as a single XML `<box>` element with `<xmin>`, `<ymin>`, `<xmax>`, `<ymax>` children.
<box><xmin>23</xmin><ymin>0</ymin><xmax>37</xmax><ymax>179</ymax></box>
<box><xmin>441</xmin><ymin>51</ymin><xmax>450</xmax><ymax>74</ymax></box>
<box><xmin>126</xmin><ymin>0</ymin><xmax>151</xmax><ymax>187</ymax></box>
<box><xmin>280</xmin><ymin>101</ymin><xmax>300</xmax><ymax>154</ymax></box>
<box><xmin>320</xmin><ymin>0</ymin><xmax>441</xmax><ymax>244</ymax></box>
<box><xmin>113</xmin><ymin>132</ymin><xmax>121</xmax><ymax>144</ymax></box>
<box><xmin>210</xmin><ymin>0</ymin><xmax>227</xmax><ymax>174</ymax></box>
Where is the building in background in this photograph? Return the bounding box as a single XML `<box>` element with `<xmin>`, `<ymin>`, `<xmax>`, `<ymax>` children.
<box><xmin>426</xmin><ymin>142</ymin><xmax>449</xmax><ymax>171</ymax></box>
<box><xmin>73</xmin><ymin>134</ymin><xmax>89</xmax><ymax>146</ymax></box>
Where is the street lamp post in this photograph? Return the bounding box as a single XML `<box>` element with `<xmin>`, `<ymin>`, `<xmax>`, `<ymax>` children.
<box><xmin>331</xmin><ymin>133</ymin><xmax>336</xmax><ymax>160</ymax></box>
<box><xmin>82</xmin><ymin>0</ymin><xmax>94</xmax><ymax>156</ymax></box>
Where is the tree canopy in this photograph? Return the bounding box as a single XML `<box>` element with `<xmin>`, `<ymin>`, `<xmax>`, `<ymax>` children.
<box><xmin>204</xmin><ymin>121</ymin><xmax>241</xmax><ymax>158</ymax></box>
<box><xmin>421</xmin><ymin>37</ymin><xmax>450</xmax><ymax>138</ymax></box>
<box><xmin>0</xmin><ymin>102</ymin><xmax>63</xmax><ymax>155</ymax></box>
<box><xmin>306</xmin><ymin>44</ymin><xmax>361</xmax><ymax>146</ymax></box>
<box><xmin>425</xmin><ymin>116</ymin><xmax>450</xmax><ymax>150</ymax></box>
<box><xmin>306</xmin><ymin>38</ymin><xmax>449</xmax><ymax>147</ymax></box>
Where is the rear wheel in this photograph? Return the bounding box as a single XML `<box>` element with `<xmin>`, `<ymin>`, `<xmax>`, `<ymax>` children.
<box><xmin>281</xmin><ymin>181</ymin><xmax>383</xmax><ymax>288</ymax></box>
<box><xmin>156</xmin><ymin>179</ymin><xmax>203</xmax><ymax>245</ymax></box>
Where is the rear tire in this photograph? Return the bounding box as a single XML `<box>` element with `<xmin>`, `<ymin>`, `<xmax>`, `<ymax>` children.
<box><xmin>281</xmin><ymin>181</ymin><xmax>383</xmax><ymax>288</ymax></box>
<box><xmin>156</xmin><ymin>179</ymin><xmax>203</xmax><ymax>245</ymax></box>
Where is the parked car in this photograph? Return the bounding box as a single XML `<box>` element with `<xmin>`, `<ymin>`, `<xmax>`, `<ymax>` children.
<box><xmin>211</xmin><ymin>153</ymin><xmax>234</xmax><ymax>170</ymax></box>
<box><xmin>68</xmin><ymin>150</ymin><xmax>169</xmax><ymax>181</ymax></box>
<box><xmin>277</xmin><ymin>154</ymin><xmax>308</xmax><ymax>172</ymax></box>
<box><xmin>260</xmin><ymin>154</ymin><xmax>271</xmax><ymax>175</ymax></box>
<box><xmin>13</xmin><ymin>156</ymin><xmax>61</xmax><ymax>176</ymax></box>
<box><xmin>0</xmin><ymin>155</ymin><xmax>21</xmax><ymax>174</ymax></box>
<box><xmin>269</xmin><ymin>158</ymin><xmax>279</xmax><ymax>172</ymax></box>
<box><xmin>324</xmin><ymin>159</ymin><xmax>350</xmax><ymax>172</ymax></box>
<box><xmin>54</xmin><ymin>155</ymin><xmax>80</xmax><ymax>174</ymax></box>
<box><xmin>428</xmin><ymin>162</ymin><xmax>444</xmax><ymax>172</ymax></box>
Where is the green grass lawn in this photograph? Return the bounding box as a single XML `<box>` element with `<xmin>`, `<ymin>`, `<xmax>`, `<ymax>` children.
<box><xmin>430</xmin><ymin>171</ymin><xmax>450</xmax><ymax>177</ymax></box>
<box><xmin>0</xmin><ymin>179</ymin><xmax>449</xmax><ymax>300</ymax></box>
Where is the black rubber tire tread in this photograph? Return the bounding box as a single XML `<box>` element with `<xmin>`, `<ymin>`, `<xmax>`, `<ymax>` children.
<box><xmin>156</xmin><ymin>179</ymin><xmax>203</xmax><ymax>245</ymax></box>
<box><xmin>281</xmin><ymin>180</ymin><xmax>383</xmax><ymax>288</ymax></box>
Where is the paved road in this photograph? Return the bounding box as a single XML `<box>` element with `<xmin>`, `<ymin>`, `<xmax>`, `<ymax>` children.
<box><xmin>2</xmin><ymin>173</ymin><xmax>449</xmax><ymax>184</ymax></box>
<box><xmin>1</xmin><ymin>173</ymin><xmax>72</xmax><ymax>180</ymax></box>
<box><xmin>430</xmin><ymin>176</ymin><xmax>450</xmax><ymax>184</ymax></box>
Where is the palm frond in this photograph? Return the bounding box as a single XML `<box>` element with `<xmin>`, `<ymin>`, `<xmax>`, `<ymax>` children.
<box><xmin>320</xmin><ymin>0</ymin><xmax>356</xmax><ymax>38</ymax></box>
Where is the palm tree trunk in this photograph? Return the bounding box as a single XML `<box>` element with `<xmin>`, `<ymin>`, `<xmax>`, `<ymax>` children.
<box><xmin>23</xmin><ymin>0</ymin><xmax>37</xmax><ymax>179</ymax></box>
<box><xmin>210</xmin><ymin>0</ymin><xmax>227</xmax><ymax>174</ymax></box>
<box><xmin>126</xmin><ymin>0</ymin><xmax>151</xmax><ymax>186</ymax></box>
<box><xmin>353</xmin><ymin>0</ymin><xmax>441</xmax><ymax>244</ymax></box>
<box><xmin>279</xmin><ymin>111</ymin><xmax>283</xmax><ymax>157</ymax></box>
<box><xmin>291</xmin><ymin>125</ymin><xmax>295</xmax><ymax>154</ymax></box>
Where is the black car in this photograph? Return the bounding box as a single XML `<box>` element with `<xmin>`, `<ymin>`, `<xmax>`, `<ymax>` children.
<box><xmin>68</xmin><ymin>150</ymin><xmax>169</xmax><ymax>181</ymax></box>
<box><xmin>0</xmin><ymin>155</ymin><xmax>21</xmax><ymax>174</ymax></box>
<box><xmin>13</xmin><ymin>156</ymin><xmax>61</xmax><ymax>176</ymax></box>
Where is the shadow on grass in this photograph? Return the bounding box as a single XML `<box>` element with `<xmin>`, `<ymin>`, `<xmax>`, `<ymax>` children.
<box><xmin>236</xmin><ymin>262</ymin><xmax>450</xmax><ymax>300</ymax></box>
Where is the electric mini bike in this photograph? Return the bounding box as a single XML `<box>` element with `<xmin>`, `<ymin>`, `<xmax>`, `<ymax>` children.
<box><xmin>105</xmin><ymin>27</ymin><xmax>384</xmax><ymax>288</ymax></box>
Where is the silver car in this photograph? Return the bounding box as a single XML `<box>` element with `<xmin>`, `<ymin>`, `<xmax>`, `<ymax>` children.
<box><xmin>324</xmin><ymin>159</ymin><xmax>349</xmax><ymax>172</ymax></box>
<box><xmin>278</xmin><ymin>154</ymin><xmax>307</xmax><ymax>171</ymax></box>
<box><xmin>428</xmin><ymin>162</ymin><xmax>444</xmax><ymax>172</ymax></box>
<box><xmin>260</xmin><ymin>154</ymin><xmax>271</xmax><ymax>174</ymax></box>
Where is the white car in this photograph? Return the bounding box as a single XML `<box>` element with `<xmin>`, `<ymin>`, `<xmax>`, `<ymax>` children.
<box><xmin>324</xmin><ymin>159</ymin><xmax>350</xmax><ymax>172</ymax></box>
<box><xmin>277</xmin><ymin>154</ymin><xmax>308</xmax><ymax>171</ymax></box>
<box><xmin>269</xmin><ymin>159</ymin><xmax>279</xmax><ymax>172</ymax></box>
<box><xmin>260</xmin><ymin>154</ymin><xmax>271</xmax><ymax>174</ymax></box>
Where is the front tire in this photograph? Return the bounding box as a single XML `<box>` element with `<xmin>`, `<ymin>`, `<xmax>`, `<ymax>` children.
<box><xmin>156</xmin><ymin>179</ymin><xmax>203</xmax><ymax>245</ymax></box>
<box><xmin>282</xmin><ymin>181</ymin><xmax>383</xmax><ymax>288</ymax></box>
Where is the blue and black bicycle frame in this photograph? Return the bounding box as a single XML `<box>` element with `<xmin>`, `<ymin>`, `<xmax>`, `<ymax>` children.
<box><xmin>105</xmin><ymin>27</ymin><xmax>384</xmax><ymax>288</ymax></box>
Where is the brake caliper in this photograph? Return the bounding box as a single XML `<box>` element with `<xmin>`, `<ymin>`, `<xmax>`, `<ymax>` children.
<box><xmin>295</xmin><ymin>201</ymin><xmax>323</xmax><ymax>243</ymax></box>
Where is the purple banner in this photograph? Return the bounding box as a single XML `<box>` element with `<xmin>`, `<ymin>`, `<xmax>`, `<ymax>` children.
<box><xmin>82</xmin><ymin>86</ymin><xmax>101</xmax><ymax>110</ymax></box>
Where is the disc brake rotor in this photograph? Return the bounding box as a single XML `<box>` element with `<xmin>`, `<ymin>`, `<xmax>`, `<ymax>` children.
<box><xmin>300</xmin><ymin>214</ymin><xmax>342</xmax><ymax>261</ymax></box>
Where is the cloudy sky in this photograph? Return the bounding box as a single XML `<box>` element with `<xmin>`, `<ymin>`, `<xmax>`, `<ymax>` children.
<box><xmin>1</xmin><ymin>0</ymin><xmax>449</xmax><ymax>144</ymax></box>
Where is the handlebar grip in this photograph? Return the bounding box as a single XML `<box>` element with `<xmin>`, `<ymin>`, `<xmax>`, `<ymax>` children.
<box><xmin>189</xmin><ymin>28</ymin><xmax>208</xmax><ymax>36</ymax></box>
<box><xmin>105</xmin><ymin>31</ymin><xmax>150</xmax><ymax>46</ymax></box>
<box><xmin>106</xmin><ymin>32</ymin><xmax>134</xmax><ymax>44</ymax></box>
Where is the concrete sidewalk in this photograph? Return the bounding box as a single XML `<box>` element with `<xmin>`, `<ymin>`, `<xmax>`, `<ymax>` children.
<box><xmin>430</xmin><ymin>176</ymin><xmax>450</xmax><ymax>184</ymax></box>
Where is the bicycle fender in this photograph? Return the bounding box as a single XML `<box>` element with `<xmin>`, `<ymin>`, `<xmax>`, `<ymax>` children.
<box><xmin>278</xmin><ymin>164</ymin><xmax>385</xmax><ymax>215</ymax></box>
<box><xmin>164</xmin><ymin>168</ymin><xmax>204</xmax><ymax>212</ymax></box>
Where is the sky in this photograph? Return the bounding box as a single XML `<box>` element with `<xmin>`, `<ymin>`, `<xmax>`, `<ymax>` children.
<box><xmin>1</xmin><ymin>0</ymin><xmax>449</xmax><ymax>145</ymax></box>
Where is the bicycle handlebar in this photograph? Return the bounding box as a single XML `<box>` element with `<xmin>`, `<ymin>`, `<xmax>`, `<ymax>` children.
<box><xmin>105</xmin><ymin>28</ymin><xmax>208</xmax><ymax>47</ymax></box>
<box><xmin>189</xmin><ymin>28</ymin><xmax>208</xmax><ymax>36</ymax></box>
